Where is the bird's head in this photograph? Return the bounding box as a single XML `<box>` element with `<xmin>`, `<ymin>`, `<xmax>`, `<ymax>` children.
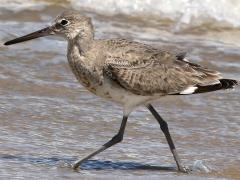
<box><xmin>4</xmin><ymin>10</ymin><xmax>93</xmax><ymax>46</ymax></box>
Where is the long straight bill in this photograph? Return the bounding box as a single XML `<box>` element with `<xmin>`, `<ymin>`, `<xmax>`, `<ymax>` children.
<box><xmin>4</xmin><ymin>26</ymin><xmax>54</xmax><ymax>46</ymax></box>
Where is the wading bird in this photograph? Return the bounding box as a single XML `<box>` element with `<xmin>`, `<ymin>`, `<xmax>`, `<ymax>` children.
<box><xmin>4</xmin><ymin>10</ymin><xmax>239</xmax><ymax>172</ymax></box>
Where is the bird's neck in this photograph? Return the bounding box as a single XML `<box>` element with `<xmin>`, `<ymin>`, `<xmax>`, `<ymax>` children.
<box><xmin>69</xmin><ymin>30</ymin><xmax>94</xmax><ymax>55</ymax></box>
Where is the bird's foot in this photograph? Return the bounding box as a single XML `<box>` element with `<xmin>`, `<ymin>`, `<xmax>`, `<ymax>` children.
<box><xmin>71</xmin><ymin>160</ymin><xmax>83</xmax><ymax>170</ymax></box>
<box><xmin>178</xmin><ymin>165</ymin><xmax>191</xmax><ymax>173</ymax></box>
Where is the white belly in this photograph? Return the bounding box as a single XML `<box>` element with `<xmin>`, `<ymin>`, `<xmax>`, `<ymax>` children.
<box><xmin>95</xmin><ymin>78</ymin><xmax>153</xmax><ymax>115</ymax></box>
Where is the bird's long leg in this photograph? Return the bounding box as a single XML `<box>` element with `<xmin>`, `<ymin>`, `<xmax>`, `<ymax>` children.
<box><xmin>146</xmin><ymin>104</ymin><xmax>187</xmax><ymax>173</ymax></box>
<box><xmin>72</xmin><ymin>116</ymin><xmax>128</xmax><ymax>170</ymax></box>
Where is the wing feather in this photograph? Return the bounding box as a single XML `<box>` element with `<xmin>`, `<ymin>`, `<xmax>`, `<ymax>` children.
<box><xmin>102</xmin><ymin>39</ymin><xmax>222</xmax><ymax>96</ymax></box>
<box><xmin>104</xmin><ymin>56</ymin><xmax>222</xmax><ymax>96</ymax></box>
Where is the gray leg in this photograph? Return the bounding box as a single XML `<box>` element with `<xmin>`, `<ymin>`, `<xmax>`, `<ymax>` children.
<box><xmin>147</xmin><ymin>104</ymin><xmax>187</xmax><ymax>173</ymax></box>
<box><xmin>73</xmin><ymin>116</ymin><xmax>128</xmax><ymax>170</ymax></box>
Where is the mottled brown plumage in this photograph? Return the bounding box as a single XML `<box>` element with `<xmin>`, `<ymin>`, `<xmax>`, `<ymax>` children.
<box><xmin>4</xmin><ymin>10</ymin><xmax>239</xmax><ymax>172</ymax></box>
<box><xmin>68</xmin><ymin>34</ymin><xmax>238</xmax><ymax>99</ymax></box>
<box><xmin>102</xmin><ymin>38</ymin><xmax>224</xmax><ymax>96</ymax></box>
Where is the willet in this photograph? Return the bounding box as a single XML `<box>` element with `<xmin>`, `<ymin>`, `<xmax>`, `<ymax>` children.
<box><xmin>4</xmin><ymin>10</ymin><xmax>239</xmax><ymax>172</ymax></box>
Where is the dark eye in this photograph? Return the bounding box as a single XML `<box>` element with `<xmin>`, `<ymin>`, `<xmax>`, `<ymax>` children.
<box><xmin>60</xmin><ymin>19</ymin><xmax>69</xmax><ymax>26</ymax></box>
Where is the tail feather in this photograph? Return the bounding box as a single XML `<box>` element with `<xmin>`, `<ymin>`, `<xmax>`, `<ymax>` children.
<box><xmin>194</xmin><ymin>78</ymin><xmax>239</xmax><ymax>94</ymax></box>
<box><xmin>220</xmin><ymin>79</ymin><xmax>239</xmax><ymax>89</ymax></box>
<box><xmin>172</xmin><ymin>78</ymin><xmax>239</xmax><ymax>95</ymax></box>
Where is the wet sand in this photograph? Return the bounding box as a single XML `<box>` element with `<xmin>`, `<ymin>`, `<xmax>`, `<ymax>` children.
<box><xmin>0</xmin><ymin>1</ymin><xmax>240</xmax><ymax>180</ymax></box>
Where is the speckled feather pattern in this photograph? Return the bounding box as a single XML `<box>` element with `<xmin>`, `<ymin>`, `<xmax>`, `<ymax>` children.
<box><xmin>60</xmin><ymin>10</ymin><xmax>238</xmax><ymax>108</ymax></box>
<box><xmin>101</xmin><ymin>39</ymin><xmax>223</xmax><ymax>95</ymax></box>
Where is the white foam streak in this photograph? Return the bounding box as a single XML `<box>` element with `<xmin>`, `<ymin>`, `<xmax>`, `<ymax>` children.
<box><xmin>71</xmin><ymin>0</ymin><xmax>240</xmax><ymax>29</ymax></box>
<box><xmin>0</xmin><ymin>0</ymin><xmax>47</xmax><ymax>13</ymax></box>
<box><xmin>2</xmin><ymin>0</ymin><xmax>240</xmax><ymax>30</ymax></box>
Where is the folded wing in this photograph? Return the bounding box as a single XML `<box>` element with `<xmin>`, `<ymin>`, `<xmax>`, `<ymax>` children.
<box><xmin>104</xmin><ymin>50</ymin><xmax>237</xmax><ymax>96</ymax></box>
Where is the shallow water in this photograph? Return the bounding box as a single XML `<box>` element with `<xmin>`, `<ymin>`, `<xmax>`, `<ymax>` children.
<box><xmin>0</xmin><ymin>1</ymin><xmax>240</xmax><ymax>180</ymax></box>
